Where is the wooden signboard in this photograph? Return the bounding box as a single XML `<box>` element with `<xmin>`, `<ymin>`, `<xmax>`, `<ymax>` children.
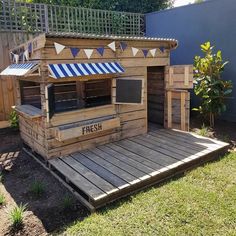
<box><xmin>55</xmin><ymin>117</ymin><xmax>120</xmax><ymax>141</ymax></box>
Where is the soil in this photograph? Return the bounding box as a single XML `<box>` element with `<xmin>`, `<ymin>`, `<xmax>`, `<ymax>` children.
<box><xmin>0</xmin><ymin>128</ymin><xmax>88</xmax><ymax>236</ymax></box>
<box><xmin>0</xmin><ymin>117</ymin><xmax>235</xmax><ymax>235</ymax></box>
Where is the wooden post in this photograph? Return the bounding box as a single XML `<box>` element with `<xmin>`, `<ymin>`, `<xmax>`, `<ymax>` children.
<box><xmin>181</xmin><ymin>92</ymin><xmax>186</xmax><ymax>131</ymax></box>
<box><xmin>167</xmin><ymin>91</ymin><xmax>172</xmax><ymax>128</ymax></box>
<box><xmin>184</xmin><ymin>66</ymin><xmax>189</xmax><ymax>86</ymax></box>
<box><xmin>169</xmin><ymin>67</ymin><xmax>173</xmax><ymax>86</ymax></box>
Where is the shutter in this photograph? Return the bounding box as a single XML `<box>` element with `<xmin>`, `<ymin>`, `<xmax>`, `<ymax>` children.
<box><xmin>165</xmin><ymin>65</ymin><xmax>193</xmax><ymax>89</ymax></box>
<box><xmin>45</xmin><ymin>84</ymin><xmax>55</xmax><ymax>121</ymax></box>
<box><xmin>164</xmin><ymin>90</ymin><xmax>190</xmax><ymax>131</ymax></box>
<box><xmin>113</xmin><ymin>76</ymin><xmax>144</xmax><ymax>105</ymax></box>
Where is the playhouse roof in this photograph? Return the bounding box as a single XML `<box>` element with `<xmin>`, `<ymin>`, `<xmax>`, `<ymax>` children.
<box><xmin>45</xmin><ymin>32</ymin><xmax>178</xmax><ymax>48</ymax></box>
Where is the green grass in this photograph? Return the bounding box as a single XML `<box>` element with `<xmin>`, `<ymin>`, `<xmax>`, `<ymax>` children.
<box><xmin>61</xmin><ymin>195</ymin><xmax>74</xmax><ymax>210</ymax></box>
<box><xmin>63</xmin><ymin>152</ymin><xmax>236</xmax><ymax>236</ymax></box>
<box><xmin>9</xmin><ymin>203</ymin><xmax>27</xmax><ymax>228</ymax></box>
<box><xmin>0</xmin><ymin>193</ymin><xmax>6</xmax><ymax>205</ymax></box>
<box><xmin>30</xmin><ymin>180</ymin><xmax>45</xmax><ymax>197</ymax></box>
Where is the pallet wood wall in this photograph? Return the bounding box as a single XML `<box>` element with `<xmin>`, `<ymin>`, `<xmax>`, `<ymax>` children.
<box><xmin>15</xmin><ymin>36</ymin><xmax>171</xmax><ymax>159</ymax></box>
<box><xmin>0</xmin><ymin>32</ymin><xmax>35</xmax><ymax>121</ymax></box>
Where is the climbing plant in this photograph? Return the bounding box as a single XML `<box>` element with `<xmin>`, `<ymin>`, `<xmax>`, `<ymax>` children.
<box><xmin>193</xmin><ymin>42</ymin><xmax>233</xmax><ymax>127</ymax></box>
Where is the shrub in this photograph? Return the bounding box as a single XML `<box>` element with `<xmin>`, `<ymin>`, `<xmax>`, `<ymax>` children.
<box><xmin>9</xmin><ymin>203</ymin><xmax>27</xmax><ymax>227</ymax></box>
<box><xmin>62</xmin><ymin>195</ymin><xmax>74</xmax><ymax>210</ymax></box>
<box><xmin>0</xmin><ymin>193</ymin><xmax>6</xmax><ymax>206</ymax></box>
<box><xmin>9</xmin><ymin>109</ymin><xmax>19</xmax><ymax>129</ymax></box>
<box><xmin>193</xmin><ymin>42</ymin><xmax>233</xmax><ymax>127</ymax></box>
<box><xmin>30</xmin><ymin>180</ymin><xmax>45</xmax><ymax>197</ymax></box>
<box><xmin>197</xmin><ymin>124</ymin><xmax>211</xmax><ymax>137</ymax></box>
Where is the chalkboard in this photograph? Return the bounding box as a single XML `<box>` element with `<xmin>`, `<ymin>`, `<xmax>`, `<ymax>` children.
<box><xmin>116</xmin><ymin>79</ymin><xmax>142</xmax><ymax>104</ymax></box>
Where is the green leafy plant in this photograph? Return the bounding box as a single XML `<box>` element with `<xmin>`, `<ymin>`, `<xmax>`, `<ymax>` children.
<box><xmin>9</xmin><ymin>203</ymin><xmax>27</xmax><ymax>228</ymax></box>
<box><xmin>61</xmin><ymin>195</ymin><xmax>74</xmax><ymax>210</ymax></box>
<box><xmin>197</xmin><ymin>124</ymin><xmax>211</xmax><ymax>137</ymax></box>
<box><xmin>9</xmin><ymin>109</ymin><xmax>19</xmax><ymax>129</ymax></box>
<box><xmin>0</xmin><ymin>193</ymin><xmax>6</xmax><ymax>206</ymax></box>
<box><xmin>30</xmin><ymin>180</ymin><xmax>45</xmax><ymax>197</ymax></box>
<box><xmin>193</xmin><ymin>42</ymin><xmax>233</xmax><ymax>127</ymax></box>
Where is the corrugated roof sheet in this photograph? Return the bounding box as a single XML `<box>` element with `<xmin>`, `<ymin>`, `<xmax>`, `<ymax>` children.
<box><xmin>46</xmin><ymin>32</ymin><xmax>178</xmax><ymax>45</ymax></box>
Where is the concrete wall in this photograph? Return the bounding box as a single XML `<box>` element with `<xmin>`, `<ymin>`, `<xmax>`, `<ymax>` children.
<box><xmin>146</xmin><ymin>0</ymin><xmax>236</xmax><ymax>122</ymax></box>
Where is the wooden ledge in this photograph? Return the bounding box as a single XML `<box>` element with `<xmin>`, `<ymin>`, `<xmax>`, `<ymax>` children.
<box><xmin>15</xmin><ymin>105</ymin><xmax>42</xmax><ymax>120</ymax></box>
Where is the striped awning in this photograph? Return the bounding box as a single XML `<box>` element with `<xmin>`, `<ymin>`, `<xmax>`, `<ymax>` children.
<box><xmin>0</xmin><ymin>62</ymin><xmax>39</xmax><ymax>76</ymax></box>
<box><xmin>48</xmin><ymin>62</ymin><xmax>125</xmax><ymax>79</ymax></box>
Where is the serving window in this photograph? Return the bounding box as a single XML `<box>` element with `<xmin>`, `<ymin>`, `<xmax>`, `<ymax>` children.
<box><xmin>47</xmin><ymin>79</ymin><xmax>112</xmax><ymax>115</ymax></box>
<box><xmin>20</xmin><ymin>80</ymin><xmax>41</xmax><ymax>109</ymax></box>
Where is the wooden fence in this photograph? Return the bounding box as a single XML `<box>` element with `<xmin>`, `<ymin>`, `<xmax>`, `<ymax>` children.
<box><xmin>0</xmin><ymin>0</ymin><xmax>145</xmax><ymax>36</ymax></box>
<box><xmin>0</xmin><ymin>32</ymin><xmax>34</xmax><ymax>123</ymax></box>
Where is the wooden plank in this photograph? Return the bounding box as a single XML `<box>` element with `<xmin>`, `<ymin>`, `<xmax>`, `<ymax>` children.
<box><xmin>107</xmin><ymin>143</ymin><xmax>160</xmax><ymax>170</ymax></box>
<box><xmin>71</xmin><ymin>152</ymin><xmax>129</xmax><ymax>189</ymax></box>
<box><xmin>49</xmin><ymin>158</ymin><xmax>107</xmax><ymax>200</ymax></box>
<box><xmin>0</xmin><ymin>120</ymin><xmax>10</xmax><ymax>129</ymax></box>
<box><xmin>167</xmin><ymin>91</ymin><xmax>172</xmax><ymax>128</ymax></box>
<box><xmin>129</xmin><ymin>135</ymin><xmax>184</xmax><ymax>161</ymax></box>
<box><xmin>91</xmin><ymin>147</ymin><xmax>149</xmax><ymax>180</ymax></box>
<box><xmin>118</xmin><ymin>139</ymin><xmax>176</xmax><ymax>167</ymax></box>
<box><xmin>100</xmin><ymin>144</ymin><xmax>154</xmax><ymax>175</ymax></box>
<box><xmin>62</xmin><ymin>156</ymin><xmax>118</xmax><ymax>195</ymax></box>
<box><xmin>181</xmin><ymin>92</ymin><xmax>186</xmax><ymax>131</ymax></box>
<box><xmin>55</xmin><ymin>117</ymin><xmax>120</xmax><ymax>141</ymax></box>
<box><xmin>79</xmin><ymin>150</ymin><xmax>139</xmax><ymax>184</ymax></box>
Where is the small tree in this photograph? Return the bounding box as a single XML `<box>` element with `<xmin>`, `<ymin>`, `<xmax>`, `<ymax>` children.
<box><xmin>193</xmin><ymin>42</ymin><xmax>233</xmax><ymax>127</ymax></box>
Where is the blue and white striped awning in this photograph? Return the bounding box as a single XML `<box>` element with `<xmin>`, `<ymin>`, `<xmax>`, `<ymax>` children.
<box><xmin>0</xmin><ymin>62</ymin><xmax>39</xmax><ymax>76</ymax></box>
<box><xmin>48</xmin><ymin>62</ymin><xmax>125</xmax><ymax>79</ymax></box>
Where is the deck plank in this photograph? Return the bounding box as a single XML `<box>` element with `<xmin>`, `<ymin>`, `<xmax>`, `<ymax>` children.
<box><xmin>130</xmin><ymin>135</ymin><xmax>186</xmax><ymax>161</ymax></box>
<box><xmin>107</xmin><ymin>143</ymin><xmax>161</xmax><ymax>170</ymax></box>
<box><xmin>102</xmin><ymin>144</ymin><xmax>155</xmax><ymax>174</ymax></box>
<box><xmin>71</xmin><ymin>152</ymin><xmax>129</xmax><ymax>189</ymax></box>
<box><xmin>62</xmin><ymin>156</ymin><xmax>119</xmax><ymax>195</ymax></box>
<box><xmin>49</xmin><ymin>158</ymin><xmax>107</xmax><ymax>200</ymax></box>
<box><xmin>80</xmin><ymin>150</ymin><xmax>140</xmax><ymax>184</ymax></box>
<box><xmin>96</xmin><ymin>146</ymin><xmax>151</xmax><ymax>180</ymax></box>
<box><xmin>119</xmin><ymin>139</ymin><xmax>178</xmax><ymax>166</ymax></box>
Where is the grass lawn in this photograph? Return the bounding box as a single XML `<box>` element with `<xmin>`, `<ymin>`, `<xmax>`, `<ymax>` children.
<box><xmin>63</xmin><ymin>151</ymin><xmax>236</xmax><ymax>236</ymax></box>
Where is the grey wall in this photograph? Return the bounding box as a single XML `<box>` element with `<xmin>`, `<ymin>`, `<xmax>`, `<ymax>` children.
<box><xmin>146</xmin><ymin>0</ymin><xmax>236</xmax><ymax>122</ymax></box>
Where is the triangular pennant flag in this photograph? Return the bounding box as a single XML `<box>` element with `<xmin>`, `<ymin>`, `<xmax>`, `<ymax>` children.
<box><xmin>54</xmin><ymin>42</ymin><xmax>65</xmax><ymax>54</ymax></box>
<box><xmin>107</xmin><ymin>41</ymin><xmax>116</xmax><ymax>52</ymax></box>
<box><xmin>150</xmin><ymin>48</ymin><xmax>157</xmax><ymax>57</ymax></box>
<box><xmin>70</xmin><ymin>47</ymin><xmax>80</xmax><ymax>58</ymax></box>
<box><xmin>24</xmin><ymin>49</ymin><xmax>29</xmax><ymax>61</ymax></box>
<box><xmin>84</xmin><ymin>49</ymin><xmax>94</xmax><ymax>59</ymax></box>
<box><xmin>28</xmin><ymin>42</ymin><xmax>32</xmax><ymax>53</ymax></box>
<box><xmin>120</xmin><ymin>42</ymin><xmax>127</xmax><ymax>51</ymax></box>
<box><xmin>159</xmin><ymin>46</ymin><xmax>165</xmax><ymax>53</ymax></box>
<box><xmin>14</xmin><ymin>54</ymin><xmax>19</xmax><ymax>64</ymax></box>
<box><xmin>96</xmin><ymin>47</ymin><xmax>105</xmax><ymax>56</ymax></box>
<box><xmin>131</xmin><ymin>47</ymin><xmax>139</xmax><ymax>56</ymax></box>
<box><xmin>142</xmin><ymin>49</ymin><xmax>149</xmax><ymax>58</ymax></box>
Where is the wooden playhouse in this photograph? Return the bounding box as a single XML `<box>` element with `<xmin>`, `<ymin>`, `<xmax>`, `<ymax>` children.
<box><xmin>0</xmin><ymin>33</ymin><xmax>193</xmax><ymax>159</ymax></box>
<box><xmin>3</xmin><ymin>33</ymin><xmax>227</xmax><ymax>211</ymax></box>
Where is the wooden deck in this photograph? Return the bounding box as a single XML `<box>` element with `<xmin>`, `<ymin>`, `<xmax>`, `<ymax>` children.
<box><xmin>44</xmin><ymin>128</ymin><xmax>229</xmax><ymax>211</ymax></box>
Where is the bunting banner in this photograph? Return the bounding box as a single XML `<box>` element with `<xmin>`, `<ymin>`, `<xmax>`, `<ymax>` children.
<box><xmin>159</xmin><ymin>46</ymin><xmax>165</xmax><ymax>53</ymax></box>
<box><xmin>142</xmin><ymin>49</ymin><xmax>149</xmax><ymax>58</ymax></box>
<box><xmin>23</xmin><ymin>49</ymin><xmax>29</xmax><ymax>61</ymax></box>
<box><xmin>149</xmin><ymin>48</ymin><xmax>157</xmax><ymax>57</ymax></box>
<box><xmin>131</xmin><ymin>47</ymin><xmax>139</xmax><ymax>56</ymax></box>
<box><xmin>54</xmin><ymin>42</ymin><xmax>65</xmax><ymax>54</ymax></box>
<box><xmin>107</xmin><ymin>41</ymin><xmax>116</xmax><ymax>52</ymax></box>
<box><xmin>14</xmin><ymin>54</ymin><xmax>19</xmax><ymax>64</ymax></box>
<box><xmin>28</xmin><ymin>42</ymin><xmax>32</xmax><ymax>53</ymax></box>
<box><xmin>70</xmin><ymin>47</ymin><xmax>80</xmax><ymax>58</ymax></box>
<box><xmin>84</xmin><ymin>49</ymin><xmax>94</xmax><ymax>59</ymax></box>
<box><xmin>96</xmin><ymin>47</ymin><xmax>105</xmax><ymax>56</ymax></box>
<box><xmin>120</xmin><ymin>42</ymin><xmax>127</xmax><ymax>51</ymax></box>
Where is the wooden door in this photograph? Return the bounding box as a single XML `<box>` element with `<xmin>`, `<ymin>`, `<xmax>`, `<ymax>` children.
<box><xmin>164</xmin><ymin>90</ymin><xmax>190</xmax><ymax>131</ymax></box>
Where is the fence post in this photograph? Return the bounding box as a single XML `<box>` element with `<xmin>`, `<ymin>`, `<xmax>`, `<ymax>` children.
<box><xmin>44</xmin><ymin>4</ymin><xmax>49</xmax><ymax>33</ymax></box>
